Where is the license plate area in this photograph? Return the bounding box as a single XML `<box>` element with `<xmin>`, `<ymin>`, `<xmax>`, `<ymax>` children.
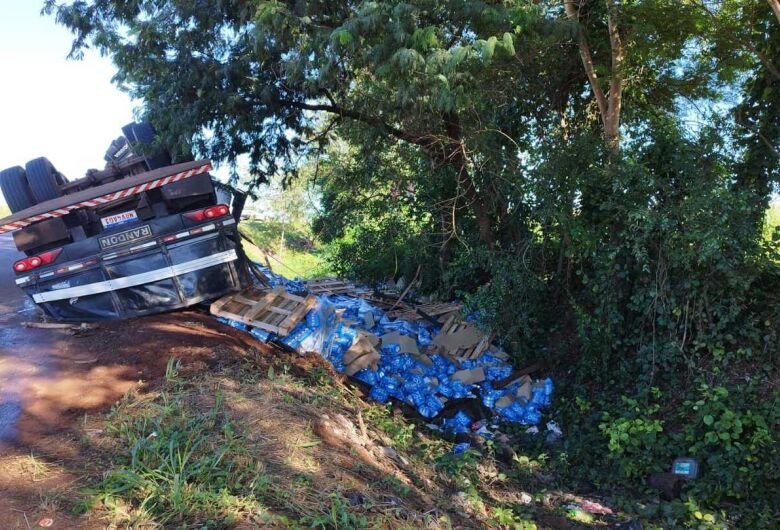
<box><xmin>99</xmin><ymin>224</ymin><xmax>153</xmax><ymax>250</ymax></box>
<box><xmin>100</xmin><ymin>210</ymin><xmax>139</xmax><ymax>229</ymax></box>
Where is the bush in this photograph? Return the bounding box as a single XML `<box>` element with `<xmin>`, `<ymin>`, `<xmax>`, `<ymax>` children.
<box><xmin>600</xmin><ymin>392</ymin><xmax>665</xmax><ymax>479</ymax></box>
<box><xmin>313</xmin><ymin>113</ymin><xmax>780</xmax><ymax>527</ymax></box>
<box><xmin>553</xmin><ymin>381</ymin><xmax>780</xmax><ymax>528</ymax></box>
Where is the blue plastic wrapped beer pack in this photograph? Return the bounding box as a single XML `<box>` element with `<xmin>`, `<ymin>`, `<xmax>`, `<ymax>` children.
<box><xmin>230</xmin><ymin>268</ymin><xmax>554</xmax><ymax>428</ymax></box>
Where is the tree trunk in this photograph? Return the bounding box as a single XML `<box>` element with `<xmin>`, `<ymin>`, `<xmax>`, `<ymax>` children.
<box><xmin>563</xmin><ymin>0</ymin><xmax>625</xmax><ymax>154</ymax></box>
<box><xmin>769</xmin><ymin>0</ymin><xmax>780</xmax><ymax>26</ymax></box>
<box><xmin>280</xmin><ymin>99</ymin><xmax>498</xmax><ymax>250</ymax></box>
<box><xmin>459</xmin><ymin>164</ymin><xmax>496</xmax><ymax>251</ymax></box>
<box><xmin>441</xmin><ymin>112</ymin><xmax>496</xmax><ymax>251</ymax></box>
<box><xmin>604</xmin><ymin>0</ymin><xmax>624</xmax><ymax>153</ymax></box>
<box><xmin>439</xmin><ymin>207</ymin><xmax>454</xmax><ymax>271</ymax></box>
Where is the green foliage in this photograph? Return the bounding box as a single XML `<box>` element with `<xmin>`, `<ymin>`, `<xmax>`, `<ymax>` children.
<box><xmin>240</xmin><ymin>219</ymin><xmax>330</xmax><ymax>279</ymax></box>
<box><xmin>490</xmin><ymin>506</ymin><xmax>537</xmax><ymax>530</ymax></box>
<box><xmin>300</xmin><ymin>494</ymin><xmax>368</xmax><ymax>529</ymax></box>
<box><xmin>242</xmin><ymin>219</ymin><xmax>312</xmax><ymax>253</ymax></box>
<box><xmin>677</xmin><ymin>384</ymin><xmax>780</xmax><ymax>511</ymax></box>
<box><xmin>80</xmin><ymin>369</ymin><xmax>264</xmax><ymax>526</ymax></box>
<box><xmin>555</xmin><ymin>380</ymin><xmax>780</xmax><ymax>527</ymax></box>
<box><xmin>765</xmin><ymin>202</ymin><xmax>780</xmax><ymax>249</ymax></box>
<box><xmin>599</xmin><ymin>392</ymin><xmax>665</xmax><ymax>479</ymax></box>
<box><xmin>313</xmin><ymin>139</ymin><xmax>439</xmax><ymax>286</ymax></box>
<box><xmin>46</xmin><ymin>0</ymin><xmax>780</xmax><ymax>527</ymax></box>
<box><xmin>362</xmin><ymin>404</ymin><xmax>416</xmax><ymax>450</ymax></box>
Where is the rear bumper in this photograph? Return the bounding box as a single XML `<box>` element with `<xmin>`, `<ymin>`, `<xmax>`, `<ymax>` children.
<box><xmin>15</xmin><ymin>217</ymin><xmax>248</xmax><ymax>321</ymax></box>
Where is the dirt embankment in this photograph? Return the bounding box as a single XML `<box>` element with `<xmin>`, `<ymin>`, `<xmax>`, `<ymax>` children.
<box><xmin>0</xmin><ymin>310</ymin><xmax>269</xmax><ymax>529</ymax></box>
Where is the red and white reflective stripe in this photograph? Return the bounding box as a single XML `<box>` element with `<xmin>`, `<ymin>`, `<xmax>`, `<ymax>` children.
<box><xmin>163</xmin><ymin>223</ymin><xmax>218</xmax><ymax>243</ymax></box>
<box><xmin>0</xmin><ymin>163</ymin><xmax>212</xmax><ymax>234</ymax></box>
<box><xmin>31</xmin><ymin>249</ymin><xmax>238</xmax><ymax>303</ymax></box>
<box><xmin>103</xmin><ymin>240</ymin><xmax>158</xmax><ymax>262</ymax></box>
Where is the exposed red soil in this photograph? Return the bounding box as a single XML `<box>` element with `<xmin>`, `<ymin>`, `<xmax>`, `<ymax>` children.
<box><xmin>0</xmin><ymin>309</ymin><xmax>271</xmax><ymax>529</ymax></box>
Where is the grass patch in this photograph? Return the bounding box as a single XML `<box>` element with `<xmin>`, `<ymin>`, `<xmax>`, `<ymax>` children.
<box><xmin>76</xmin><ymin>342</ymin><xmax>643</xmax><ymax>529</ymax></box>
<box><xmin>78</xmin><ymin>361</ymin><xmax>274</xmax><ymax>528</ymax></box>
<box><xmin>240</xmin><ymin>219</ymin><xmax>330</xmax><ymax>279</ymax></box>
<box><xmin>765</xmin><ymin>201</ymin><xmax>780</xmax><ymax>246</ymax></box>
<box><xmin>79</xmin><ymin>356</ymin><xmax>461</xmax><ymax>528</ymax></box>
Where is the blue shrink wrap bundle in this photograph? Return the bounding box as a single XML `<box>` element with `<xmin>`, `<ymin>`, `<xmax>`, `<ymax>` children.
<box><xmin>224</xmin><ymin>272</ymin><xmax>555</xmax><ymax>427</ymax></box>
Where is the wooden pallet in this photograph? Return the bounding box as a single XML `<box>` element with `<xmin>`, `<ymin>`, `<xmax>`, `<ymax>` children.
<box><xmin>210</xmin><ymin>287</ymin><xmax>316</xmax><ymax>336</ymax></box>
<box><xmin>354</xmin><ymin>292</ymin><xmax>412</xmax><ymax>311</ymax></box>
<box><xmin>305</xmin><ymin>277</ymin><xmax>356</xmax><ymax>295</ymax></box>
<box><xmin>432</xmin><ymin>314</ymin><xmax>493</xmax><ymax>361</ymax></box>
<box><xmin>386</xmin><ymin>302</ymin><xmax>463</xmax><ymax>321</ymax></box>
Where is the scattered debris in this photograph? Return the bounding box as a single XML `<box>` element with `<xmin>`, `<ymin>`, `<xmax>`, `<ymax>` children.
<box><xmin>648</xmin><ymin>472</ymin><xmax>683</xmax><ymax>500</ymax></box>
<box><xmin>431</xmin><ymin>315</ymin><xmax>492</xmax><ymax>361</ymax></box>
<box><xmin>343</xmin><ymin>331</ymin><xmax>381</xmax><ymax>376</ymax></box>
<box><xmin>385</xmin><ymin>301</ymin><xmax>462</xmax><ymax>322</ymax></box>
<box><xmin>576</xmin><ymin>500</ymin><xmax>614</xmax><ymax>515</ymax></box>
<box><xmin>545</xmin><ymin>420</ymin><xmax>563</xmax><ymax>443</ymax></box>
<box><xmin>452</xmin><ymin>442</ymin><xmax>471</xmax><ymax>454</ymax></box>
<box><xmin>452</xmin><ymin>367</ymin><xmax>486</xmax><ymax>385</ymax></box>
<box><xmin>22</xmin><ymin>321</ymin><xmax>96</xmax><ymax>335</ymax></box>
<box><xmin>304</xmin><ymin>277</ymin><xmax>356</xmax><ymax>296</ymax></box>
<box><xmin>672</xmin><ymin>457</ymin><xmax>700</xmax><ymax>479</ymax></box>
<box><xmin>210</xmin><ymin>286</ymin><xmax>315</xmax><ymax>335</ymax></box>
<box><xmin>211</xmin><ymin>268</ymin><xmax>555</xmax><ymax>430</ymax></box>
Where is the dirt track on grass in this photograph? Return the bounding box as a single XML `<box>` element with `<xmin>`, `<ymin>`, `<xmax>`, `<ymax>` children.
<box><xmin>0</xmin><ymin>232</ymin><xmax>272</xmax><ymax>528</ymax></box>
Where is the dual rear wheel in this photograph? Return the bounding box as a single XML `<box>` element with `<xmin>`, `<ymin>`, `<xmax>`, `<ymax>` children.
<box><xmin>0</xmin><ymin>157</ymin><xmax>66</xmax><ymax>214</ymax></box>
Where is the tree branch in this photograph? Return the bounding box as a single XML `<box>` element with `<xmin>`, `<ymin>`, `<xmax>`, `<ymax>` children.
<box><xmin>564</xmin><ymin>0</ymin><xmax>609</xmax><ymax>128</ymax></box>
<box><xmin>769</xmin><ymin>0</ymin><xmax>780</xmax><ymax>27</ymax></box>
<box><xmin>695</xmin><ymin>1</ymin><xmax>780</xmax><ymax>82</ymax></box>
<box><xmin>605</xmin><ymin>0</ymin><xmax>624</xmax><ymax>152</ymax></box>
<box><xmin>277</xmin><ymin>98</ymin><xmax>437</xmax><ymax>150</ymax></box>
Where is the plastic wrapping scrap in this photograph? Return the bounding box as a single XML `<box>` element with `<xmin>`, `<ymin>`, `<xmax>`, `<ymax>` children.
<box><xmin>216</xmin><ymin>317</ymin><xmax>248</xmax><ymax>332</ymax></box>
<box><xmin>443</xmin><ymin>411</ymin><xmax>473</xmax><ymax>434</ymax></box>
<box><xmin>251</xmin><ymin>328</ymin><xmax>272</xmax><ymax>342</ymax></box>
<box><xmin>224</xmin><ymin>271</ymin><xmax>555</xmax><ymax>427</ymax></box>
<box><xmin>453</xmin><ymin>442</ymin><xmax>471</xmax><ymax>454</ymax></box>
<box><xmin>253</xmin><ymin>264</ymin><xmax>307</xmax><ymax>294</ymax></box>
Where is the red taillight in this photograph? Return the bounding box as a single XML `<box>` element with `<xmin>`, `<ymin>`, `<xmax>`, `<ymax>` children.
<box><xmin>13</xmin><ymin>248</ymin><xmax>62</xmax><ymax>273</ymax></box>
<box><xmin>204</xmin><ymin>204</ymin><xmax>230</xmax><ymax>218</ymax></box>
<box><xmin>183</xmin><ymin>204</ymin><xmax>230</xmax><ymax>222</ymax></box>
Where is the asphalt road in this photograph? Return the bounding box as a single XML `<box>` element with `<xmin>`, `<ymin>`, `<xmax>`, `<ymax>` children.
<box><xmin>0</xmin><ymin>233</ymin><xmax>55</xmax><ymax>444</ymax></box>
<box><xmin>0</xmin><ymin>234</ymin><xmax>35</xmax><ymax>442</ymax></box>
<box><xmin>0</xmin><ymin>233</ymin><xmax>32</xmax><ymax>318</ymax></box>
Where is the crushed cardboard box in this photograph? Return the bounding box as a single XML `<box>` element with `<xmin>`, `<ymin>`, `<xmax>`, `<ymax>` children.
<box><xmin>452</xmin><ymin>367</ymin><xmax>486</xmax><ymax>385</ymax></box>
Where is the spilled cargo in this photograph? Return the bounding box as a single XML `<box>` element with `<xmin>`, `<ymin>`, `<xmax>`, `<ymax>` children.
<box><xmin>211</xmin><ymin>269</ymin><xmax>554</xmax><ymax>432</ymax></box>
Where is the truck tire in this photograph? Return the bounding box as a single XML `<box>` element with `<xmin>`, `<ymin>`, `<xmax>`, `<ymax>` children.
<box><xmin>121</xmin><ymin>121</ymin><xmax>172</xmax><ymax>170</ymax></box>
<box><xmin>26</xmin><ymin>157</ymin><xmax>67</xmax><ymax>203</ymax></box>
<box><xmin>0</xmin><ymin>166</ymin><xmax>35</xmax><ymax>213</ymax></box>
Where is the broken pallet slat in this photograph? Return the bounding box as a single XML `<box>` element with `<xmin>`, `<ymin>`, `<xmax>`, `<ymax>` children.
<box><xmin>305</xmin><ymin>277</ymin><xmax>356</xmax><ymax>295</ymax></box>
<box><xmin>394</xmin><ymin>302</ymin><xmax>462</xmax><ymax>319</ymax></box>
<box><xmin>464</xmin><ymin>334</ymin><xmax>492</xmax><ymax>360</ymax></box>
<box><xmin>429</xmin><ymin>314</ymin><xmax>493</xmax><ymax>362</ymax></box>
<box><xmin>493</xmin><ymin>361</ymin><xmax>546</xmax><ymax>389</ymax></box>
<box><xmin>210</xmin><ymin>287</ymin><xmax>316</xmax><ymax>337</ymax></box>
<box><xmin>355</xmin><ymin>293</ymin><xmax>411</xmax><ymax>310</ymax></box>
<box><xmin>387</xmin><ymin>301</ymin><xmax>463</xmax><ymax>321</ymax></box>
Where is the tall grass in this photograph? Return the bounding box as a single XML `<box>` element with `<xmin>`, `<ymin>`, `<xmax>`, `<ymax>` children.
<box><xmin>79</xmin><ymin>360</ymin><xmax>274</xmax><ymax>527</ymax></box>
<box><xmin>765</xmin><ymin>201</ymin><xmax>780</xmax><ymax>245</ymax></box>
<box><xmin>239</xmin><ymin>219</ymin><xmax>330</xmax><ymax>279</ymax></box>
<box><xmin>80</xmin><ymin>359</ymin><xmax>372</xmax><ymax>528</ymax></box>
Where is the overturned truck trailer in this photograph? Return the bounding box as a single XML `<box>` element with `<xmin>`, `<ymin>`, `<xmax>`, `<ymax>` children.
<box><xmin>0</xmin><ymin>122</ymin><xmax>250</xmax><ymax>321</ymax></box>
